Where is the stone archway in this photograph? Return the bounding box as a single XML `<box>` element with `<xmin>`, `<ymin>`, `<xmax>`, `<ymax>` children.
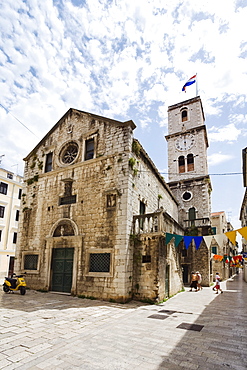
<box><xmin>49</xmin><ymin>218</ymin><xmax>79</xmax><ymax>237</ymax></box>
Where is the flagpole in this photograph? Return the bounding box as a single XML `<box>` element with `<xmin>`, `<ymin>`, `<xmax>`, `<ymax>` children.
<box><xmin>196</xmin><ymin>73</ymin><xmax>198</xmax><ymax>96</ymax></box>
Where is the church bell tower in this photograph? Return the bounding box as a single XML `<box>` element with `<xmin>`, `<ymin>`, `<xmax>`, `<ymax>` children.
<box><xmin>165</xmin><ymin>96</ymin><xmax>212</xmax><ymax>234</ymax></box>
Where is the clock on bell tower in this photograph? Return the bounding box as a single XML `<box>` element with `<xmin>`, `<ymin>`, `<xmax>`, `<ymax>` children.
<box><xmin>165</xmin><ymin>96</ymin><xmax>212</xmax><ymax>231</ymax></box>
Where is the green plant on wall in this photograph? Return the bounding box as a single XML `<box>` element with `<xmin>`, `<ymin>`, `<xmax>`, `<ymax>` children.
<box><xmin>185</xmin><ymin>226</ymin><xmax>199</xmax><ymax>236</ymax></box>
<box><xmin>132</xmin><ymin>140</ymin><xmax>141</xmax><ymax>157</ymax></box>
<box><xmin>26</xmin><ymin>174</ymin><xmax>39</xmax><ymax>185</ymax></box>
<box><xmin>133</xmin><ymin>168</ymin><xmax>138</xmax><ymax>176</ymax></box>
<box><xmin>38</xmin><ymin>160</ymin><xmax>43</xmax><ymax>170</ymax></box>
<box><xmin>129</xmin><ymin>157</ymin><xmax>136</xmax><ymax>169</ymax></box>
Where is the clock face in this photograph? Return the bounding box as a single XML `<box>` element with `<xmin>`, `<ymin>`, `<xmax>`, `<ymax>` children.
<box><xmin>175</xmin><ymin>134</ymin><xmax>195</xmax><ymax>151</ymax></box>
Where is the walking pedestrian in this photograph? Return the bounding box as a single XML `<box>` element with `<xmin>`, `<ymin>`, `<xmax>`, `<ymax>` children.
<box><xmin>214</xmin><ymin>272</ymin><xmax>223</xmax><ymax>294</ymax></box>
<box><xmin>189</xmin><ymin>271</ymin><xmax>198</xmax><ymax>291</ymax></box>
<box><xmin>196</xmin><ymin>271</ymin><xmax>202</xmax><ymax>291</ymax></box>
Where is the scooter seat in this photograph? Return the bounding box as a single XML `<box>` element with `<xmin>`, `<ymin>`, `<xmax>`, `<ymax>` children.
<box><xmin>5</xmin><ymin>278</ymin><xmax>17</xmax><ymax>288</ymax></box>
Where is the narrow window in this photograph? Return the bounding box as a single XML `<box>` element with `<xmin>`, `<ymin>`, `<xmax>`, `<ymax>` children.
<box><xmin>18</xmin><ymin>189</ymin><xmax>22</xmax><ymax>199</ymax></box>
<box><xmin>107</xmin><ymin>194</ymin><xmax>116</xmax><ymax>208</ymax></box>
<box><xmin>188</xmin><ymin>207</ymin><xmax>196</xmax><ymax>220</ymax></box>
<box><xmin>212</xmin><ymin>246</ymin><xmax>217</xmax><ymax>254</ymax></box>
<box><xmin>187</xmin><ymin>154</ymin><xmax>194</xmax><ymax>171</ymax></box>
<box><xmin>142</xmin><ymin>255</ymin><xmax>151</xmax><ymax>263</ymax></box>
<box><xmin>89</xmin><ymin>253</ymin><xmax>110</xmax><ymax>272</ymax></box>
<box><xmin>85</xmin><ymin>139</ymin><xmax>94</xmax><ymax>160</ymax></box>
<box><xmin>45</xmin><ymin>152</ymin><xmax>53</xmax><ymax>172</ymax></box>
<box><xmin>13</xmin><ymin>232</ymin><xmax>17</xmax><ymax>244</ymax></box>
<box><xmin>0</xmin><ymin>229</ymin><xmax>2</xmax><ymax>242</ymax></box>
<box><xmin>24</xmin><ymin>254</ymin><xmax>39</xmax><ymax>270</ymax></box>
<box><xmin>182</xmin><ymin>249</ymin><xmax>187</xmax><ymax>257</ymax></box>
<box><xmin>0</xmin><ymin>206</ymin><xmax>5</xmax><ymax>218</ymax></box>
<box><xmin>181</xmin><ymin>109</ymin><xmax>188</xmax><ymax>122</ymax></box>
<box><xmin>140</xmin><ymin>201</ymin><xmax>146</xmax><ymax>215</ymax></box>
<box><xmin>178</xmin><ymin>156</ymin><xmax>185</xmax><ymax>173</ymax></box>
<box><xmin>139</xmin><ymin>201</ymin><xmax>146</xmax><ymax>230</ymax></box>
<box><xmin>15</xmin><ymin>210</ymin><xmax>19</xmax><ymax>221</ymax></box>
<box><xmin>0</xmin><ymin>182</ymin><xmax>8</xmax><ymax>195</ymax></box>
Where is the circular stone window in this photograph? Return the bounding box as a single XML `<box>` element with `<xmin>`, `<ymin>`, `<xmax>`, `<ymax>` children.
<box><xmin>182</xmin><ymin>191</ymin><xmax>192</xmax><ymax>201</ymax></box>
<box><xmin>60</xmin><ymin>142</ymin><xmax>79</xmax><ymax>164</ymax></box>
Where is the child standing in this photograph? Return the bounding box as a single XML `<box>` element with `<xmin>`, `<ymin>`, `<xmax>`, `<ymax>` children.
<box><xmin>214</xmin><ymin>272</ymin><xmax>223</xmax><ymax>294</ymax></box>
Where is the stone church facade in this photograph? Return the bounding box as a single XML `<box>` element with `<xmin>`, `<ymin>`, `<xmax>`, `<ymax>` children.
<box><xmin>15</xmin><ymin>108</ymin><xmax>184</xmax><ymax>302</ymax></box>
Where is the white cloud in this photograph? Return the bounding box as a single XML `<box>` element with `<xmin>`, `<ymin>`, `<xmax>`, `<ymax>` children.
<box><xmin>208</xmin><ymin>123</ymin><xmax>241</xmax><ymax>142</ymax></box>
<box><xmin>208</xmin><ymin>152</ymin><xmax>234</xmax><ymax>166</ymax></box>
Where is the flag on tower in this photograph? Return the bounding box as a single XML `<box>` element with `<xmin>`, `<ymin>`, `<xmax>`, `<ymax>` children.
<box><xmin>182</xmin><ymin>75</ymin><xmax>197</xmax><ymax>92</ymax></box>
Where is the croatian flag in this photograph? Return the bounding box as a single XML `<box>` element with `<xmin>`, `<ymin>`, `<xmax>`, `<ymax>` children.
<box><xmin>182</xmin><ymin>75</ymin><xmax>196</xmax><ymax>92</ymax></box>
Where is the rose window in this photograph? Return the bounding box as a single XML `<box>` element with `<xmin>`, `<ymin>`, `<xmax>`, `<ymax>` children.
<box><xmin>60</xmin><ymin>142</ymin><xmax>79</xmax><ymax>164</ymax></box>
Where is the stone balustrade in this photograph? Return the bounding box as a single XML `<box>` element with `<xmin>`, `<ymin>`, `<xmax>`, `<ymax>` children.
<box><xmin>133</xmin><ymin>210</ymin><xmax>164</xmax><ymax>234</ymax></box>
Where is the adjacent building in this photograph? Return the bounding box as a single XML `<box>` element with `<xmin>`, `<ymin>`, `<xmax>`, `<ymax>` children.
<box><xmin>210</xmin><ymin>211</ymin><xmax>236</xmax><ymax>279</ymax></box>
<box><xmin>0</xmin><ymin>167</ymin><xmax>23</xmax><ymax>282</ymax></box>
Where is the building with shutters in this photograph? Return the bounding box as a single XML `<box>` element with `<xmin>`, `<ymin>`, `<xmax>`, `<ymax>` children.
<box><xmin>0</xmin><ymin>167</ymin><xmax>23</xmax><ymax>283</ymax></box>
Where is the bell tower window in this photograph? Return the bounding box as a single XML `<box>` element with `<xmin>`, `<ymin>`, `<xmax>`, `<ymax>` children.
<box><xmin>178</xmin><ymin>156</ymin><xmax>185</xmax><ymax>173</ymax></box>
<box><xmin>181</xmin><ymin>109</ymin><xmax>188</xmax><ymax>122</ymax></box>
<box><xmin>187</xmin><ymin>154</ymin><xmax>194</xmax><ymax>172</ymax></box>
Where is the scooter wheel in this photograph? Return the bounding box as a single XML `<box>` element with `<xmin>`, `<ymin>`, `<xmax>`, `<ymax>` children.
<box><xmin>3</xmin><ymin>284</ymin><xmax>10</xmax><ymax>293</ymax></box>
<box><xmin>20</xmin><ymin>286</ymin><xmax>26</xmax><ymax>295</ymax></box>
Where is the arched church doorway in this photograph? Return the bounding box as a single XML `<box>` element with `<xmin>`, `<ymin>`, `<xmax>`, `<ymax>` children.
<box><xmin>50</xmin><ymin>220</ymin><xmax>76</xmax><ymax>293</ymax></box>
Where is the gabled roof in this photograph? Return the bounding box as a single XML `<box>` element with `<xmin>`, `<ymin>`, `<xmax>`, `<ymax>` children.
<box><xmin>24</xmin><ymin>108</ymin><xmax>136</xmax><ymax>161</ymax></box>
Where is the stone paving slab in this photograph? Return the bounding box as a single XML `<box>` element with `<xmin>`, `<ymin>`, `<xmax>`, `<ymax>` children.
<box><xmin>0</xmin><ymin>273</ymin><xmax>246</xmax><ymax>369</ymax></box>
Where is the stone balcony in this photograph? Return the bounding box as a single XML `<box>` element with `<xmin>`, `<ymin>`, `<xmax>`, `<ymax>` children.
<box><xmin>133</xmin><ymin>210</ymin><xmax>164</xmax><ymax>235</ymax></box>
<box><xmin>183</xmin><ymin>217</ymin><xmax>210</xmax><ymax>228</ymax></box>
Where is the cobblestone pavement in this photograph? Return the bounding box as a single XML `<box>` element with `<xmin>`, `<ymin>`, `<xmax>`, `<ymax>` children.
<box><xmin>0</xmin><ymin>273</ymin><xmax>246</xmax><ymax>370</ymax></box>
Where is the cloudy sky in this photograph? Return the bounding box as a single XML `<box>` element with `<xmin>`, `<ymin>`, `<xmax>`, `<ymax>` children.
<box><xmin>0</xmin><ymin>0</ymin><xmax>247</xmax><ymax>230</ymax></box>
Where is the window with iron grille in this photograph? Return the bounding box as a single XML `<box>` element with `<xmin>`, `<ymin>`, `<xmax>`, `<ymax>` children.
<box><xmin>0</xmin><ymin>206</ymin><xmax>5</xmax><ymax>218</ymax></box>
<box><xmin>24</xmin><ymin>254</ymin><xmax>38</xmax><ymax>270</ymax></box>
<box><xmin>89</xmin><ymin>253</ymin><xmax>110</xmax><ymax>272</ymax></box>
<box><xmin>59</xmin><ymin>195</ymin><xmax>77</xmax><ymax>205</ymax></box>
<box><xmin>0</xmin><ymin>182</ymin><xmax>8</xmax><ymax>195</ymax></box>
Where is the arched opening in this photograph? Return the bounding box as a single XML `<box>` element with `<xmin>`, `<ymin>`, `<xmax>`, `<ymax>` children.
<box><xmin>53</xmin><ymin>221</ymin><xmax>75</xmax><ymax>237</ymax></box>
<box><xmin>181</xmin><ymin>109</ymin><xmax>188</xmax><ymax>122</ymax></box>
<box><xmin>188</xmin><ymin>207</ymin><xmax>196</xmax><ymax>225</ymax></box>
<box><xmin>178</xmin><ymin>156</ymin><xmax>185</xmax><ymax>173</ymax></box>
<box><xmin>187</xmin><ymin>153</ymin><xmax>194</xmax><ymax>171</ymax></box>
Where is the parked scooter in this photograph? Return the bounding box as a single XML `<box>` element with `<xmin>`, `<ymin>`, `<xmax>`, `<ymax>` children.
<box><xmin>3</xmin><ymin>273</ymin><xmax>27</xmax><ymax>295</ymax></box>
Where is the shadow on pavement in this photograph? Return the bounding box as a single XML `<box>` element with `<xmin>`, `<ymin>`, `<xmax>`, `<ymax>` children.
<box><xmin>157</xmin><ymin>273</ymin><xmax>247</xmax><ymax>369</ymax></box>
